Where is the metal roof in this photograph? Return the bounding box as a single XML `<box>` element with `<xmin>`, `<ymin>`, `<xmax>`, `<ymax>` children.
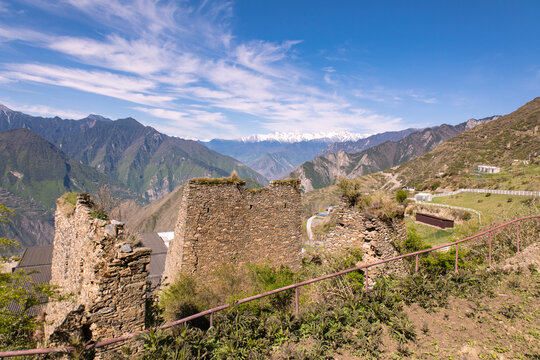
<box><xmin>17</xmin><ymin>245</ymin><xmax>53</xmax><ymax>268</ymax></box>
<box><xmin>140</xmin><ymin>233</ymin><xmax>168</xmax><ymax>287</ymax></box>
<box><xmin>140</xmin><ymin>232</ymin><xmax>168</xmax><ymax>254</ymax></box>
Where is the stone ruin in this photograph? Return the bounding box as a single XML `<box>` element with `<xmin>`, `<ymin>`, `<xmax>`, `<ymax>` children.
<box><xmin>44</xmin><ymin>194</ymin><xmax>150</xmax><ymax>359</ymax></box>
<box><xmin>39</xmin><ymin>178</ymin><xmax>407</xmax><ymax>355</ymax></box>
<box><xmin>41</xmin><ymin>179</ymin><xmax>303</xmax><ymax>358</ymax></box>
<box><xmin>308</xmin><ymin>203</ymin><xmax>408</xmax><ymax>281</ymax></box>
<box><xmin>162</xmin><ymin>178</ymin><xmax>303</xmax><ymax>284</ymax></box>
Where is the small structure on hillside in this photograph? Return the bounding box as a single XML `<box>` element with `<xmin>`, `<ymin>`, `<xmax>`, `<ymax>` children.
<box><xmin>477</xmin><ymin>165</ymin><xmax>500</xmax><ymax>173</ymax></box>
<box><xmin>162</xmin><ymin>178</ymin><xmax>303</xmax><ymax>284</ymax></box>
<box><xmin>414</xmin><ymin>192</ymin><xmax>433</xmax><ymax>202</ymax></box>
<box><xmin>416</xmin><ymin>212</ymin><xmax>454</xmax><ymax>229</ymax></box>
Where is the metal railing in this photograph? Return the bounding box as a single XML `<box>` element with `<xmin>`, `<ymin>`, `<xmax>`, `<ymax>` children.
<box><xmin>1</xmin><ymin>215</ymin><xmax>539</xmax><ymax>358</ymax></box>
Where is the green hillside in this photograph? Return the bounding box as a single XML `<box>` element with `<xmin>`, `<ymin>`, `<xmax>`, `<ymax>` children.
<box><xmin>395</xmin><ymin>97</ymin><xmax>540</xmax><ymax>190</ymax></box>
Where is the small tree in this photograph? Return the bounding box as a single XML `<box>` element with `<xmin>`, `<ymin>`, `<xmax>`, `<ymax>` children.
<box><xmin>396</xmin><ymin>189</ymin><xmax>408</xmax><ymax>204</ymax></box>
<box><xmin>337</xmin><ymin>178</ymin><xmax>363</xmax><ymax>207</ymax></box>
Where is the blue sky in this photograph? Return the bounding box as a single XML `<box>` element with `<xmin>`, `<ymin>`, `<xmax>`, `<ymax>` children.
<box><xmin>0</xmin><ymin>0</ymin><xmax>539</xmax><ymax>140</ymax></box>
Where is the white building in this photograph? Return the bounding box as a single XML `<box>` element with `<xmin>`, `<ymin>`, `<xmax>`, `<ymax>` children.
<box><xmin>477</xmin><ymin>165</ymin><xmax>500</xmax><ymax>174</ymax></box>
<box><xmin>414</xmin><ymin>192</ymin><xmax>432</xmax><ymax>202</ymax></box>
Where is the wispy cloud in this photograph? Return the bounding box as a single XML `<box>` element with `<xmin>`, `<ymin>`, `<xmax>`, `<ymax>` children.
<box><xmin>352</xmin><ymin>87</ymin><xmax>438</xmax><ymax>105</ymax></box>
<box><xmin>0</xmin><ymin>101</ymin><xmax>89</xmax><ymax>119</ymax></box>
<box><xmin>0</xmin><ymin>0</ymin><xmax>407</xmax><ymax>139</ymax></box>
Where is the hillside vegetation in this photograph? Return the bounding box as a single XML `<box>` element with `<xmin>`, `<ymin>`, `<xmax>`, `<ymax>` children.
<box><xmin>137</xmin><ymin>218</ymin><xmax>540</xmax><ymax>359</ymax></box>
<box><xmin>0</xmin><ymin>129</ymin><xmax>132</xmax><ymax>246</ymax></box>
<box><xmin>394</xmin><ymin>97</ymin><xmax>540</xmax><ymax>190</ymax></box>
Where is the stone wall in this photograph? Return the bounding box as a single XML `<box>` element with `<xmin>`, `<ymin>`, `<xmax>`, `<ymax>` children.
<box><xmin>162</xmin><ymin>179</ymin><xmax>302</xmax><ymax>283</ymax></box>
<box><xmin>310</xmin><ymin>203</ymin><xmax>407</xmax><ymax>280</ymax></box>
<box><xmin>45</xmin><ymin>194</ymin><xmax>150</xmax><ymax>359</ymax></box>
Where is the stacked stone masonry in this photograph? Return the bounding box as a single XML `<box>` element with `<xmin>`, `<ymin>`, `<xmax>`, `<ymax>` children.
<box><xmin>162</xmin><ymin>180</ymin><xmax>303</xmax><ymax>283</ymax></box>
<box><xmin>311</xmin><ymin>204</ymin><xmax>408</xmax><ymax>280</ymax></box>
<box><xmin>45</xmin><ymin>194</ymin><xmax>150</xmax><ymax>359</ymax></box>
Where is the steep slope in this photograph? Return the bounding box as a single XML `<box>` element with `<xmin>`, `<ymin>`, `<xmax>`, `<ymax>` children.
<box><xmin>0</xmin><ymin>128</ymin><xmax>131</xmax><ymax>246</ymax></box>
<box><xmin>0</xmin><ymin>129</ymin><xmax>126</xmax><ymax>208</ymax></box>
<box><xmin>0</xmin><ymin>105</ymin><xmax>267</xmax><ymax>200</ymax></box>
<box><xmin>120</xmin><ymin>184</ymin><xmax>185</xmax><ymax>234</ymax></box>
<box><xmin>291</xmin><ymin>117</ymin><xmax>497</xmax><ymax>191</ymax></box>
<box><xmin>394</xmin><ymin>98</ymin><xmax>540</xmax><ymax>189</ymax></box>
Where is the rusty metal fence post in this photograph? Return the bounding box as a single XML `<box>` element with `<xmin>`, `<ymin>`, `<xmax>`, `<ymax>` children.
<box><xmin>294</xmin><ymin>287</ymin><xmax>299</xmax><ymax>316</ymax></box>
<box><xmin>454</xmin><ymin>244</ymin><xmax>459</xmax><ymax>272</ymax></box>
<box><xmin>516</xmin><ymin>222</ymin><xmax>520</xmax><ymax>252</ymax></box>
<box><xmin>488</xmin><ymin>231</ymin><xmax>492</xmax><ymax>267</ymax></box>
<box><xmin>364</xmin><ymin>268</ymin><xmax>368</xmax><ymax>291</ymax></box>
<box><xmin>415</xmin><ymin>254</ymin><xmax>419</xmax><ymax>273</ymax></box>
<box><xmin>209</xmin><ymin>312</ymin><xmax>214</xmax><ymax>327</ymax></box>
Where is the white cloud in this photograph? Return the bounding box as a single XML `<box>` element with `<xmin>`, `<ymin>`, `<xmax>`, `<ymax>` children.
<box><xmin>0</xmin><ymin>101</ymin><xmax>89</xmax><ymax>119</ymax></box>
<box><xmin>4</xmin><ymin>63</ymin><xmax>173</xmax><ymax>106</ymax></box>
<box><xmin>0</xmin><ymin>0</ymin><xmax>411</xmax><ymax>138</ymax></box>
<box><xmin>324</xmin><ymin>73</ymin><xmax>336</xmax><ymax>85</ymax></box>
<box><xmin>134</xmin><ymin>106</ymin><xmax>237</xmax><ymax>139</ymax></box>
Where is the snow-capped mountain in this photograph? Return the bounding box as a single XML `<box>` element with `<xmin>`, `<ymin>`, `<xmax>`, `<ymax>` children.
<box><xmin>202</xmin><ymin>130</ymin><xmax>411</xmax><ymax>180</ymax></box>
<box><xmin>239</xmin><ymin>131</ymin><xmax>368</xmax><ymax>143</ymax></box>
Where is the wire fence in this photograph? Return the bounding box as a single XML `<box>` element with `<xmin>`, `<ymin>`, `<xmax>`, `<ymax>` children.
<box><xmin>432</xmin><ymin>188</ymin><xmax>540</xmax><ymax>197</ymax></box>
<box><xmin>1</xmin><ymin>215</ymin><xmax>539</xmax><ymax>358</ymax></box>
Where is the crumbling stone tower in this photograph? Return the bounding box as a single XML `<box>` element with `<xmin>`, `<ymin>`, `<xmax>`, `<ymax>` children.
<box><xmin>162</xmin><ymin>179</ymin><xmax>302</xmax><ymax>284</ymax></box>
<box><xmin>45</xmin><ymin>194</ymin><xmax>150</xmax><ymax>359</ymax></box>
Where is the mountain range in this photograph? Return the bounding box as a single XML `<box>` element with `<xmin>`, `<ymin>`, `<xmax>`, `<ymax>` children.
<box><xmin>203</xmin><ymin>128</ymin><xmax>418</xmax><ymax>179</ymax></box>
<box><xmin>0</xmin><ymin>128</ymin><xmax>132</xmax><ymax>246</ymax></box>
<box><xmin>0</xmin><ymin>105</ymin><xmax>267</xmax><ymax>200</ymax></box>
<box><xmin>0</xmin><ymin>105</ymin><xmax>267</xmax><ymax>246</ymax></box>
<box><xmin>290</xmin><ymin>117</ymin><xmax>499</xmax><ymax>191</ymax></box>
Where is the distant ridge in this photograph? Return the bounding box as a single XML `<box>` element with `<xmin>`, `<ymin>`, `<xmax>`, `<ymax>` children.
<box><xmin>290</xmin><ymin>116</ymin><xmax>498</xmax><ymax>191</ymax></box>
<box><xmin>239</xmin><ymin>131</ymin><xmax>368</xmax><ymax>143</ymax></box>
<box><xmin>204</xmin><ymin>128</ymin><xmax>417</xmax><ymax>180</ymax></box>
<box><xmin>0</xmin><ymin>128</ymin><xmax>130</xmax><ymax>246</ymax></box>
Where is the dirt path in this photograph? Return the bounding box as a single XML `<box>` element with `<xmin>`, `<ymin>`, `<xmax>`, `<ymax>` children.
<box><xmin>381</xmin><ymin>172</ymin><xmax>402</xmax><ymax>190</ymax></box>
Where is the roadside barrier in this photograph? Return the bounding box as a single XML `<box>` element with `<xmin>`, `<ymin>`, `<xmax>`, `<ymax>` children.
<box><xmin>1</xmin><ymin>215</ymin><xmax>539</xmax><ymax>358</ymax></box>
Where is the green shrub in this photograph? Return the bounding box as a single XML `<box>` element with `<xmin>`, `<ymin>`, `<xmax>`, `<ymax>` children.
<box><xmin>62</xmin><ymin>192</ymin><xmax>79</xmax><ymax>206</ymax></box>
<box><xmin>399</xmin><ymin>226</ymin><xmax>431</xmax><ymax>254</ymax></box>
<box><xmin>336</xmin><ymin>177</ymin><xmax>362</xmax><ymax>207</ymax></box>
<box><xmin>429</xmin><ymin>181</ymin><xmax>441</xmax><ymax>191</ymax></box>
<box><xmin>159</xmin><ymin>274</ymin><xmax>210</xmax><ymax>329</ymax></box>
<box><xmin>396</xmin><ymin>189</ymin><xmax>408</xmax><ymax>204</ymax></box>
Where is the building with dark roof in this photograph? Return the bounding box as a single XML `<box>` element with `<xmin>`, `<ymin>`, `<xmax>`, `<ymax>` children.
<box><xmin>10</xmin><ymin>233</ymin><xmax>168</xmax><ymax>314</ymax></box>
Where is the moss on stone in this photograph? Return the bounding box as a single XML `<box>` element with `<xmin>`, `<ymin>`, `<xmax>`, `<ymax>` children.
<box><xmin>61</xmin><ymin>192</ymin><xmax>79</xmax><ymax>206</ymax></box>
<box><xmin>188</xmin><ymin>177</ymin><xmax>247</xmax><ymax>186</ymax></box>
<box><xmin>270</xmin><ymin>179</ymin><xmax>301</xmax><ymax>186</ymax></box>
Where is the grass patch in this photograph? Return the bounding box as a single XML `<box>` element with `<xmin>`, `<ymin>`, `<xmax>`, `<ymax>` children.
<box><xmin>404</xmin><ymin>218</ymin><xmax>455</xmax><ymax>247</ymax></box>
<box><xmin>431</xmin><ymin>192</ymin><xmax>539</xmax><ymax>225</ymax></box>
